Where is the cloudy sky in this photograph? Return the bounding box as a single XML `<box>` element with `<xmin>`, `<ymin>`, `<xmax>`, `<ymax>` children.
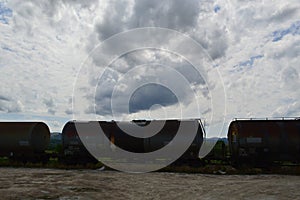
<box><xmin>0</xmin><ymin>0</ymin><xmax>299</xmax><ymax>136</ymax></box>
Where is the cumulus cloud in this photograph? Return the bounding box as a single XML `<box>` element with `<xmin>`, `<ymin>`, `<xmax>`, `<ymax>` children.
<box><xmin>79</xmin><ymin>0</ymin><xmax>230</xmax><ymax>125</ymax></box>
<box><xmin>92</xmin><ymin>0</ymin><xmax>229</xmax><ymax>61</ymax></box>
<box><xmin>95</xmin><ymin>0</ymin><xmax>201</xmax><ymax>41</ymax></box>
<box><xmin>84</xmin><ymin>49</ymin><xmax>211</xmax><ymax>119</ymax></box>
<box><xmin>1</xmin><ymin>0</ymin><xmax>299</xmax><ymax>134</ymax></box>
<box><xmin>0</xmin><ymin>0</ymin><xmax>94</xmax><ymax>120</ymax></box>
<box><xmin>0</xmin><ymin>94</ymin><xmax>23</xmax><ymax>113</ymax></box>
<box><xmin>43</xmin><ymin>97</ymin><xmax>56</xmax><ymax>115</ymax></box>
<box><xmin>0</xmin><ymin>95</ymin><xmax>10</xmax><ymax>101</ymax></box>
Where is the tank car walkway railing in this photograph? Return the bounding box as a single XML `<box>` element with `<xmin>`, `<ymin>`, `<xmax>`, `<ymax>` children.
<box><xmin>233</xmin><ymin>117</ymin><xmax>300</xmax><ymax>121</ymax></box>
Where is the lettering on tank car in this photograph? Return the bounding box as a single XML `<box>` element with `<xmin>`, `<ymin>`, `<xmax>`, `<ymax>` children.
<box><xmin>69</xmin><ymin>140</ymin><xmax>79</xmax><ymax>145</ymax></box>
<box><xmin>246</xmin><ymin>137</ymin><xmax>262</xmax><ymax>143</ymax></box>
<box><xmin>19</xmin><ymin>140</ymin><xmax>29</xmax><ymax>146</ymax></box>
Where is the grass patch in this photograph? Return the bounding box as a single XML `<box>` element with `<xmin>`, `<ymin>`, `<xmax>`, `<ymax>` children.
<box><xmin>1</xmin><ymin>156</ymin><xmax>300</xmax><ymax>175</ymax></box>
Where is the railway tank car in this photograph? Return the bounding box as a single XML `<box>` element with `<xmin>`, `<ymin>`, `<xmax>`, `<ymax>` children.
<box><xmin>61</xmin><ymin>121</ymin><xmax>98</xmax><ymax>164</ymax></box>
<box><xmin>228</xmin><ymin>118</ymin><xmax>300</xmax><ymax>166</ymax></box>
<box><xmin>62</xmin><ymin>119</ymin><xmax>204</xmax><ymax>166</ymax></box>
<box><xmin>0</xmin><ymin>122</ymin><xmax>50</xmax><ymax>162</ymax></box>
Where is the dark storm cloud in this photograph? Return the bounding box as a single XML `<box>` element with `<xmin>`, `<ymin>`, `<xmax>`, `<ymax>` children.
<box><xmin>109</xmin><ymin>49</ymin><xmax>207</xmax><ymax>86</ymax></box>
<box><xmin>62</xmin><ymin>0</ymin><xmax>99</xmax><ymax>7</ymax></box>
<box><xmin>95</xmin><ymin>0</ymin><xmax>130</xmax><ymax>41</ymax></box>
<box><xmin>131</xmin><ymin>0</ymin><xmax>200</xmax><ymax>30</ymax></box>
<box><xmin>93</xmin><ymin>0</ymin><xmax>230</xmax><ymax>61</ymax></box>
<box><xmin>91</xmin><ymin>82</ymin><xmax>180</xmax><ymax>116</ymax></box>
<box><xmin>128</xmin><ymin>83</ymin><xmax>178</xmax><ymax>113</ymax></box>
<box><xmin>86</xmin><ymin>49</ymin><xmax>210</xmax><ymax>116</ymax></box>
<box><xmin>95</xmin><ymin>0</ymin><xmax>201</xmax><ymax>41</ymax></box>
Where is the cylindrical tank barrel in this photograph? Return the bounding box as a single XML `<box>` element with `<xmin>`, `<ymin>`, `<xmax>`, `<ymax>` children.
<box><xmin>63</xmin><ymin>119</ymin><xmax>203</xmax><ymax>162</ymax></box>
<box><xmin>228</xmin><ymin>119</ymin><xmax>300</xmax><ymax>164</ymax></box>
<box><xmin>0</xmin><ymin>122</ymin><xmax>50</xmax><ymax>156</ymax></box>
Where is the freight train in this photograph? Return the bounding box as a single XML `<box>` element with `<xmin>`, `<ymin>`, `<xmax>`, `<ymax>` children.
<box><xmin>61</xmin><ymin>119</ymin><xmax>204</xmax><ymax>166</ymax></box>
<box><xmin>0</xmin><ymin>118</ymin><xmax>299</xmax><ymax>168</ymax></box>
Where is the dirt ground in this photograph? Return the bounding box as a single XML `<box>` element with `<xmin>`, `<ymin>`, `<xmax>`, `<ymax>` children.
<box><xmin>0</xmin><ymin>168</ymin><xmax>299</xmax><ymax>200</ymax></box>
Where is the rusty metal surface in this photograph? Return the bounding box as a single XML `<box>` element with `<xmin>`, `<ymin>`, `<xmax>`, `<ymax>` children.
<box><xmin>228</xmin><ymin>119</ymin><xmax>300</xmax><ymax>163</ymax></box>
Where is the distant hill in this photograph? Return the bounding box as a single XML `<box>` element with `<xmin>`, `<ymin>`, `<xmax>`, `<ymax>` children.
<box><xmin>205</xmin><ymin>137</ymin><xmax>228</xmax><ymax>145</ymax></box>
<box><xmin>48</xmin><ymin>132</ymin><xmax>62</xmax><ymax>149</ymax></box>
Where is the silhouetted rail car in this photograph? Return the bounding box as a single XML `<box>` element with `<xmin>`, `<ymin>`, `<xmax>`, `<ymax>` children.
<box><xmin>0</xmin><ymin>122</ymin><xmax>50</xmax><ymax>162</ymax></box>
<box><xmin>61</xmin><ymin>121</ymin><xmax>98</xmax><ymax>164</ymax></box>
<box><xmin>62</xmin><ymin>119</ymin><xmax>204</xmax><ymax>166</ymax></box>
<box><xmin>228</xmin><ymin>119</ymin><xmax>300</xmax><ymax>166</ymax></box>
